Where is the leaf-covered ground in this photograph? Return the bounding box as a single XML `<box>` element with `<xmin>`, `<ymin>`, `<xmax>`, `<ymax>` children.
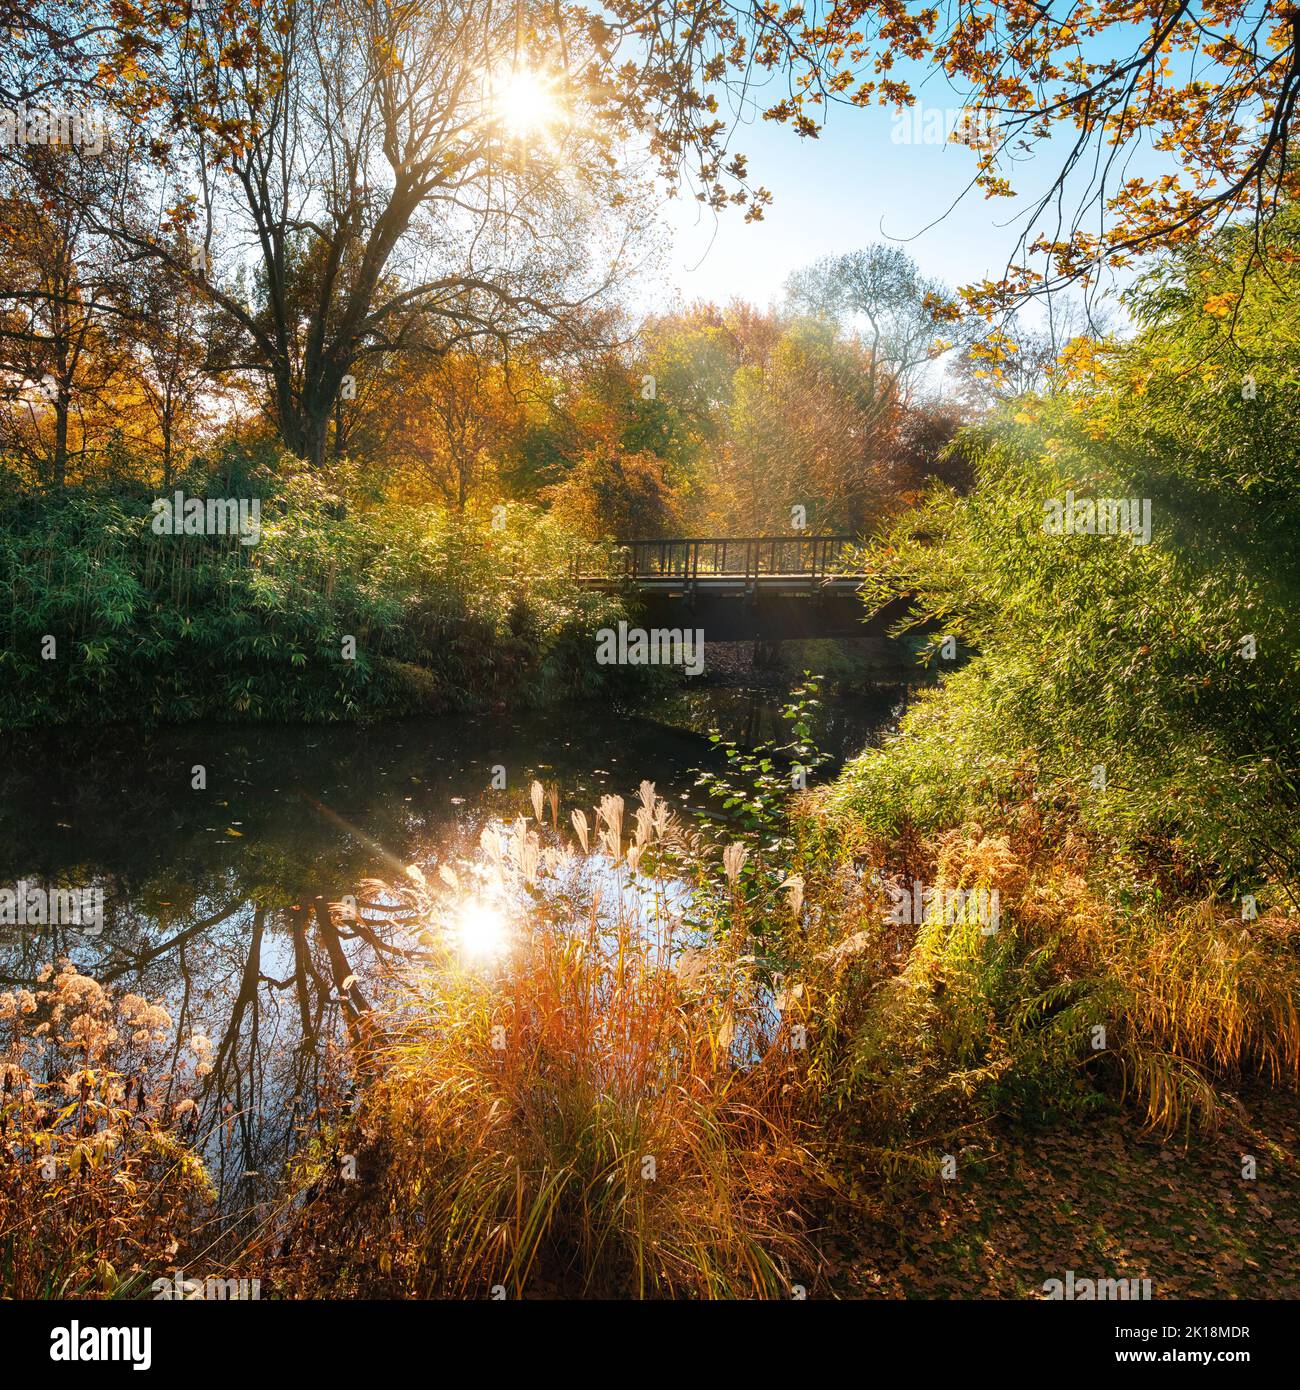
<box><xmin>830</xmin><ymin>1086</ymin><xmax>1300</xmax><ymax>1299</ymax></box>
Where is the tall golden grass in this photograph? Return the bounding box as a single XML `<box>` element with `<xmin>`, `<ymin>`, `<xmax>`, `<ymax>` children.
<box><xmin>791</xmin><ymin>810</ymin><xmax>1300</xmax><ymax>1148</ymax></box>
<box><xmin>1109</xmin><ymin>903</ymin><xmax>1300</xmax><ymax>1131</ymax></box>
<box><xmin>268</xmin><ymin>785</ymin><xmax>824</xmax><ymax>1299</ymax></box>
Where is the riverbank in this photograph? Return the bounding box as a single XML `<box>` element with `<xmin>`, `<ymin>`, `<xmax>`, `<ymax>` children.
<box><xmin>4</xmin><ymin>688</ymin><xmax>1298</xmax><ymax>1297</ymax></box>
<box><xmin>0</xmin><ymin>480</ymin><xmax>630</xmax><ymax>730</ymax></box>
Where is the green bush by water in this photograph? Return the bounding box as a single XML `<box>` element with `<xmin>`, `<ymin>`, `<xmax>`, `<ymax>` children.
<box><xmin>0</xmin><ymin>462</ymin><xmax>630</xmax><ymax>728</ymax></box>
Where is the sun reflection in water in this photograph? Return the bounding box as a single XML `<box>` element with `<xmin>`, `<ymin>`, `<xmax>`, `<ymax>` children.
<box><xmin>453</xmin><ymin>898</ymin><xmax>510</xmax><ymax>963</ymax></box>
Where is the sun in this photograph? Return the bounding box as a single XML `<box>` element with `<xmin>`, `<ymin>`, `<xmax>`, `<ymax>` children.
<box><xmin>491</xmin><ymin>66</ymin><xmax>561</xmax><ymax>139</ymax></box>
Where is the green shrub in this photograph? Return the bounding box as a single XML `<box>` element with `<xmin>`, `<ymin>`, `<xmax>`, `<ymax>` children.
<box><xmin>780</xmin><ymin>215</ymin><xmax>1300</xmax><ymax>1160</ymax></box>
<box><xmin>0</xmin><ymin>462</ymin><xmax>630</xmax><ymax>728</ymax></box>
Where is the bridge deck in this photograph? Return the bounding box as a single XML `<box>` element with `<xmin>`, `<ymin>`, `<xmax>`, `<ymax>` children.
<box><xmin>578</xmin><ymin>573</ymin><xmax>864</xmax><ymax>593</ymax></box>
<box><xmin>572</xmin><ymin>534</ymin><xmax>864</xmax><ymax>589</ymax></box>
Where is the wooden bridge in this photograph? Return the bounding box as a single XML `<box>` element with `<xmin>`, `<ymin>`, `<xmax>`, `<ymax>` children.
<box><xmin>571</xmin><ymin>534</ymin><xmax>909</xmax><ymax>643</ymax></box>
<box><xmin>573</xmin><ymin>535</ymin><xmax>862</xmax><ymax>595</ymax></box>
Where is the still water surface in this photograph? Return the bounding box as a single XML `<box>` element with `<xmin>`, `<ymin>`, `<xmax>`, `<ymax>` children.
<box><xmin>0</xmin><ymin>683</ymin><xmax>905</xmax><ymax>1206</ymax></box>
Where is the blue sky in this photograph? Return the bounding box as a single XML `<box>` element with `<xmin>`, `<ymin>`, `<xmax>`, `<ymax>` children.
<box><xmin>655</xmin><ymin>97</ymin><xmax>1032</xmax><ymax>310</ymax></box>
<box><xmin>646</xmin><ymin>47</ymin><xmax>1169</xmax><ymax>319</ymax></box>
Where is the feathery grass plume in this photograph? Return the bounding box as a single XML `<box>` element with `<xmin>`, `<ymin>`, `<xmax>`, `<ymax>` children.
<box><xmin>723</xmin><ymin>842</ymin><xmax>748</xmax><ymax>888</ymax></box>
<box><xmin>597</xmin><ymin>794</ymin><xmax>625</xmax><ymax>861</ymax></box>
<box><xmin>676</xmin><ymin>946</ymin><xmax>712</xmax><ymax>985</ymax></box>
<box><xmin>515</xmin><ymin>827</ymin><xmax>541</xmax><ymax>886</ymax></box>
<box><xmin>480</xmin><ymin>824</ymin><xmax>504</xmax><ymax>868</ymax></box>
<box><xmin>571</xmin><ymin>808</ymin><xmax>590</xmax><ymax>854</ymax></box>
<box><xmin>530</xmin><ymin>779</ymin><xmax>545</xmax><ymax>824</ymax></box>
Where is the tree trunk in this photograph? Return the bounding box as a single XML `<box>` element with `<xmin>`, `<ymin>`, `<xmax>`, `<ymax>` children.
<box><xmin>51</xmin><ymin>386</ymin><xmax>69</xmax><ymax>488</ymax></box>
<box><xmin>161</xmin><ymin>417</ymin><xmax>173</xmax><ymax>491</ymax></box>
<box><xmin>282</xmin><ymin>368</ymin><xmax>344</xmax><ymax>468</ymax></box>
<box><xmin>301</xmin><ymin>410</ymin><xmax>330</xmax><ymax>469</ymax></box>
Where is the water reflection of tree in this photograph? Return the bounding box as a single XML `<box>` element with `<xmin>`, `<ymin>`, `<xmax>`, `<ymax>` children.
<box><xmin>0</xmin><ymin>725</ymin><xmax>484</xmax><ymax>1209</ymax></box>
<box><xmin>0</xmin><ymin>872</ymin><xmax>421</xmax><ymax>1217</ymax></box>
<box><xmin>0</xmin><ymin>697</ymin><xmax>899</xmax><ymax>1216</ymax></box>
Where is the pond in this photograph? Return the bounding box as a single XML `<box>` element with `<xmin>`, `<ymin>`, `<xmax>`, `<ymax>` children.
<box><xmin>0</xmin><ymin>677</ymin><xmax>909</xmax><ymax>1211</ymax></box>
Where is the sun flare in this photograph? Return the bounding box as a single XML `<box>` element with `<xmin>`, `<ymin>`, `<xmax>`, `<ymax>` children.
<box><xmin>491</xmin><ymin>66</ymin><xmax>561</xmax><ymax>139</ymax></box>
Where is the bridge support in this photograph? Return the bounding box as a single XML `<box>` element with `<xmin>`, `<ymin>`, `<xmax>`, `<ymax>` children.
<box><xmin>634</xmin><ymin>589</ymin><xmax>896</xmax><ymax>642</ymax></box>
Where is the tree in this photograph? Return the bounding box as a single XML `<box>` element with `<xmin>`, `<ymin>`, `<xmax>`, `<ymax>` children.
<box><xmin>711</xmin><ymin>318</ymin><xmax>906</xmax><ymax>534</ymax></box>
<box><xmin>543</xmin><ymin>306</ymin><xmax>743</xmax><ymax>509</ymax></box>
<box><xmin>785</xmin><ymin>245</ymin><xmax>955</xmax><ymax>403</ymax></box>
<box><xmin>544</xmin><ymin>445</ymin><xmax>680</xmax><ymax>540</ymax></box>
<box><xmin>952</xmin><ymin>299</ymin><xmax>1116</xmax><ymax>410</ymax></box>
<box><xmin>863</xmin><ymin>206</ymin><xmax>1300</xmax><ymax>894</ymax></box>
<box><xmin>0</xmin><ymin>148</ymin><xmax>129</xmax><ymax>486</ymax></box>
<box><xmin>621</xmin><ymin>306</ymin><xmax>742</xmax><ymax>497</ymax></box>
<box><xmin>71</xmin><ymin>0</ymin><xmax>670</xmax><ymax>467</ymax></box>
<box><xmin>24</xmin><ymin>0</ymin><xmax>1300</xmax><ymax>338</ymax></box>
<box><xmin>115</xmin><ymin>263</ymin><xmax>216</xmax><ymax>489</ymax></box>
<box><xmin>611</xmin><ymin>2</ymin><xmax>1300</xmax><ymax>310</ymax></box>
<box><xmin>763</xmin><ymin>5</ymin><xmax>1300</xmax><ymax>311</ymax></box>
<box><xmin>891</xmin><ymin>399</ymin><xmax>970</xmax><ymax>492</ymax></box>
<box><xmin>371</xmin><ymin>348</ymin><xmax>528</xmax><ymax>509</ymax></box>
<box><xmin>0</xmin><ymin>0</ymin><xmax>109</xmax><ymax>114</ymax></box>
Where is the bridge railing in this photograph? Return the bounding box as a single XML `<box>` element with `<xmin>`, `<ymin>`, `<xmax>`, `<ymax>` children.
<box><xmin>575</xmin><ymin>535</ymin><xmax>857</xmax><ymax>583</ymax></box>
